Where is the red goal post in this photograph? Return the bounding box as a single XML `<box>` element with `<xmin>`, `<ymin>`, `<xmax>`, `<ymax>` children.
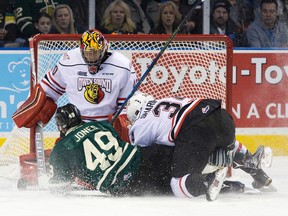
<box><xmin>0</xmin><ymin>34</ymin><xmax>233</xmax><ymax>168</ymax></box>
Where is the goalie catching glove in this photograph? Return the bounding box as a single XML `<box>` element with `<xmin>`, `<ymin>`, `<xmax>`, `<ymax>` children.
<box><xmin>12</xmin><ymin>84</ymin><xmax>57</xmax><ymax>128</ymax></box>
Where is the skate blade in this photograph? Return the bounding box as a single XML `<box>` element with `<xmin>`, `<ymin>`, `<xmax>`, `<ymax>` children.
<box><xmin>244</xmin><ymin>184</ymin><xmax>277</xmax><ymax>194</ymax></box>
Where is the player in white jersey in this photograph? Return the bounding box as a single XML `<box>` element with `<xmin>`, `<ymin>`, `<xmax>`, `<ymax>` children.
<box><xmin>13</xmin><ymin>29</ymin><xmax>136</xmax><ymax>129</ymax></box>
<box><xmin>126</xmin><ymin>93</ymin><xmax>273</xmax><ymax>200</ymax></box>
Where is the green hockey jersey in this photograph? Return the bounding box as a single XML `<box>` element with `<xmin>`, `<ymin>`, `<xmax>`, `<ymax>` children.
<box><xmin>49</xmin><ymin>121</ymin><xmax>141</xmax><ymax>194</ymax></box>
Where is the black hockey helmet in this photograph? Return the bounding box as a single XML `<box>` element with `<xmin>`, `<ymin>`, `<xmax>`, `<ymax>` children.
<box><xmin>55</xmin><ymin>103</ymin><xmax>82</xmax><ymax>135</ymax></box>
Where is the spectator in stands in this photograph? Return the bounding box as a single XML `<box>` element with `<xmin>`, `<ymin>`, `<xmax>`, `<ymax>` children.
<box><xmin>123</xmin><ymin>0</ymin><xmax>151</xmax><ymax>33</ymax></box>
<box><xmin>210</xmin><ymin>0</ymin><xmax>246</xmax><ymax>47</ymax></box>
<box><xmin>50</xmin><ymin>4</ymin><xmax>84</xmax><ymax>34</ymax></box>
<box><xmin>13</xmin><ymin>0</ymin><xmax>68</xmax><ymax>40</ymax></box>
<box><xmin>141</xmin><ymin>0</ymin><xmax>194</xmax><ymax>33</ymax></box>
<box><xmin>0</xmin><ymin>0</ymin><xmax>19</xmax><ymax>47</ymax></box>
<box><xmin>246</xmin><ymin>0</ymin><xmax>288</xmax><ymax>47</ymax></box>
<box><xmin>100</xmin><ymin>0</ymin><xmax>137</xmax><ymax>34</ymax></box>
<box><xmin>34</xmin><ymin>12</ymin><xmax>52</xmax><ymax>34</ymax></box>
<box><xmin>19</xmin><ymin>11</ymin><xmax>52</xmax><ymax>47</ymax></box>
<box><xmin>249</xmin><ymin>0</ymin><xmax>288</xmax><ymax>22</ymax></box>
<box><xmin>150</xmin><ymin>1</ymin><xmax>183</xmax><ymax>34</ymax></box>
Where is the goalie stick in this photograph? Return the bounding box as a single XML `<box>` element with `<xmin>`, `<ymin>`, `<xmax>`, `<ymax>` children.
<box><xmin>17</xmin><ymin>37</ymin><xmax>48</xmax><ymax>189</ymax></box>
<box><xmin>29</xmin><ymin>34</ymin><xmax>47</xmax><ymax>179</ymax></box>
<box><xmin>110</xmin><ymin>0</ymin><xmax>205</xmax><ymax>124</ymax></box>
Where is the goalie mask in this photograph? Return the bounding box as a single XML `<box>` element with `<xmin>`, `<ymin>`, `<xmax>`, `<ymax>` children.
<box><xmin>126</xmin><ymin>93</ymin><xmax>155</xmax><ymax>124</ymax></box>
<box><xmin>55</xmin><ymin>103</ymin><xmax>82</xmax><ymax>135</ymax></box>
<box><xmin>80</xmin><ymin>29</ymin><xmax>108</xmax><ymax>74</ymax></box>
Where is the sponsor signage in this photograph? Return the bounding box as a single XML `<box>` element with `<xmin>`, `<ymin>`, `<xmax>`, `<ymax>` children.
<box><xmin>232</xmin><ymin>51</ymin><xmax>288</xmax><ymax>128</ymax></box>
<box><xmin>0</xmin><ymin>51</ymin><xmax>30</xmax><ymax>132</ymax></box>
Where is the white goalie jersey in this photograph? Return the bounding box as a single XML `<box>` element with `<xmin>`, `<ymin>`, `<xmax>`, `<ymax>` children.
<box><xmin>129</xmin><ymin>97</ymin><xmax>195</xmax><ymax>147</ymax></box>
<box><xmin>40</xmin><ymin>47</ymin><xmax>136</xmax><ymax>121</ymax></box>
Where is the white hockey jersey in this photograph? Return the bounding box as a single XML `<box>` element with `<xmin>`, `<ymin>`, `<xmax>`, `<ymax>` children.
<box><xmin>129</xmin><ymin>97</ymin><xmax>199</xmax><ymax>147</ymax></box>
<box><xmin>40</xmin><ymin>47</ymin><xmax>136</xmax><ymax>121</ymax></box>
<box><xmin>129</xmin><ymin>97</ymin><xmax>222</xmax><ymax>147</ymax></box>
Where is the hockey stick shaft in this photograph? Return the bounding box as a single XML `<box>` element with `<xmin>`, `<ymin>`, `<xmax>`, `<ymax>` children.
<box><xmin>111</xmin><ymin>0</ymin><xmax>205</xmax><ymax>124</ymax></box>
<box><xmin>35</xmin><ymin>122</ymin><xmax>46</xmax><ymax>176</ymax></box>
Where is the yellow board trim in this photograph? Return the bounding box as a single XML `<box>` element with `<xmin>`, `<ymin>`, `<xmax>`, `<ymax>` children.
<box><xmin>0</xmin><ymin>138</ymin><xmax>56</xmax><ymax>149</ymax></box>
<box><xmin>236</xmin><ymin>135</ymin><xmax>288</xmax><ymax>156</ymax></box>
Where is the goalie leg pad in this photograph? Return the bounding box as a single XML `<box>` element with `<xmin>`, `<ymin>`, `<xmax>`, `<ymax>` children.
<box><xmin>18</xmin><ymin>149</ymin><xmax>52</xmax><ymax>189</ymax></box>
<box><xmin>12</xmin><ymin>84</ymin><xmax>57</xmax><ymax>128</ymax></box>
<box><xmin>208</xmin><ymin>148</ymin><xmax>233</xmax><ymax>168</ymax></box>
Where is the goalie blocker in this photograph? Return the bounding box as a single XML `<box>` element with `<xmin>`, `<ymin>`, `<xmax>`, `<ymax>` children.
<box><xmin>12</xmin><ymin>84</ymin><xmax>57</xmax><ymax>128</ymax></box>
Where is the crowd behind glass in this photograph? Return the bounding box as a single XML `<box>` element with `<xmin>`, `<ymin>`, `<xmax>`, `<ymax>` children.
<box><xmin>1</xmin><ymin>0</ymin><xmax>288</xmax><ymax>48</ymax></box>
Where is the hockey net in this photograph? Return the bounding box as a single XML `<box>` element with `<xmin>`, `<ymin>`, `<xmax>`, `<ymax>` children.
<box><xmin>0</xmin><ymin>34</ymin><xmax>233</xmax><ymax>174</ymax></box>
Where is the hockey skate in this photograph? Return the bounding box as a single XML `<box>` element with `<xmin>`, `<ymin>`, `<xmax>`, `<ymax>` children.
<box><xmin>233</xmin><ymin>146</ymin><xmax>273</xmax><ymax>190</ymax></box>
<box><xmin>206</xmin><ymin>167</ymin><xmax>228</xmax><ymax>201</ymax></box>
<box><xmin>246</xmin><ymin>146</ymin><xmax>273</xmax><ymax>189</ymax></box>
<box><xmin>233</xmin><ymin>145</ymin><xmax>273</xmax><ymax>170</ymax></box>
<box><xmin>251</xmin><ymin>169</ymin><xmax>272</xmax><ymax>189</ymax></box>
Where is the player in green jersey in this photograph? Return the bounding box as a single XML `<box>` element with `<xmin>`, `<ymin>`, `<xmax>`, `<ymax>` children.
<box><xmin>49</xmin><ymin>103</ymin><xmax>174</xmax><ymax>196</ymax></box>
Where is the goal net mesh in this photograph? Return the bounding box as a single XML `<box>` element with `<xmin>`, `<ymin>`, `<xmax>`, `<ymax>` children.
<box><xmin>0</xmin><ymin>34</ymin><xmax>232</xmax><ymax>169</ymax></box>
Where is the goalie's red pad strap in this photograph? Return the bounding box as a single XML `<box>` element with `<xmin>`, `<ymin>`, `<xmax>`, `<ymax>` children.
<box><xmin>113</xmin><ymin>114</ymin><xmax>130</xmax><ymax>143</ymax></box>
<box><xmin>12</xmin><ymin>84</ymin><xmax>57</xmax><ymax>128</ymax></box>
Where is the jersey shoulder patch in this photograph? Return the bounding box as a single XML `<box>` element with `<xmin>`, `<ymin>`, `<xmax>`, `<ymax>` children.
<box><xmin>59</xmin><ymin>48</ymin><xmax>84</xmax><ymax>66</ymax></box>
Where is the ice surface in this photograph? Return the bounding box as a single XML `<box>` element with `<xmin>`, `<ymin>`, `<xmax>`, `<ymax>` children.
<box><xmin>0</xmin><ymin>157</ymin><xmax>287</xmax><ymax>216</ymax></box>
